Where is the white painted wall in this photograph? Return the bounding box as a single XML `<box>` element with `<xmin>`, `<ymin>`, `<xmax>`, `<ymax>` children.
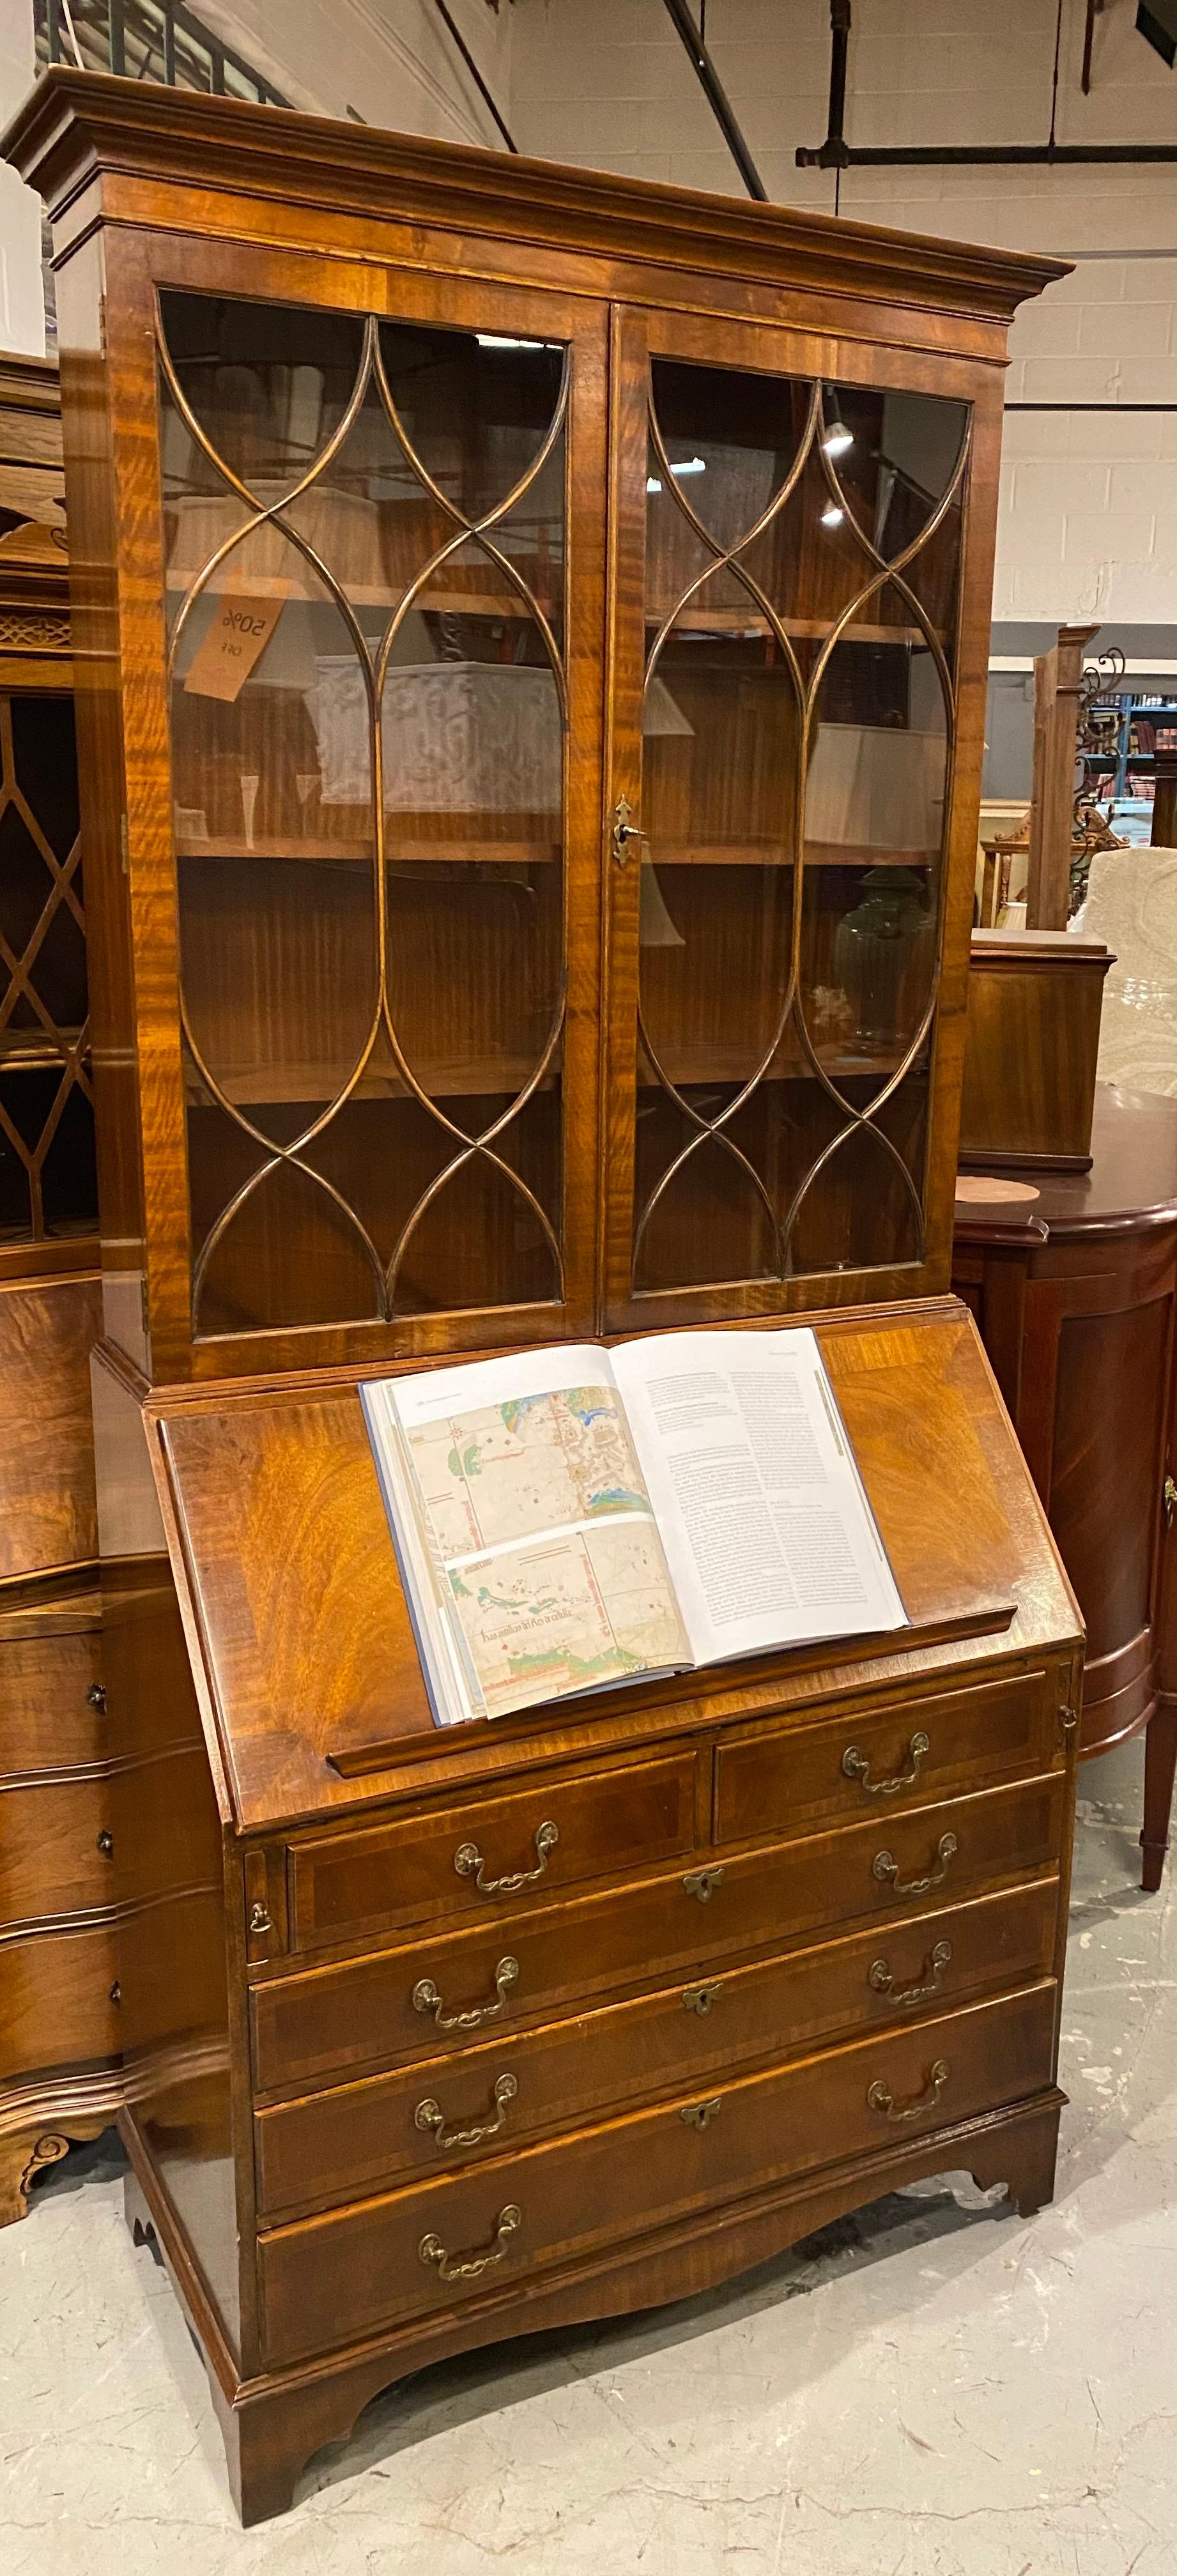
<box><xmin>509</xmin><ymin>0</ymin><xmax>1176</xmax><ymax>634</ymax></box>
<box><xmin>0</xmin><ymin>0</ymin><xmax>1173</xmax><ymax>629</ymax></box>
<box><xmin>0</xmin><ymin>0</ymin><xmax>44</xmax><ymax>355</ymax></box>
<box><xmin>197</xmin><ymin>0</ymin><xmax>512</xmax><ymax>145</ymax></box>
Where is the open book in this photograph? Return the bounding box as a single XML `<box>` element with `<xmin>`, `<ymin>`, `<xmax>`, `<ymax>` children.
<box><xmin>361</xmin><ymin>1326</ymin><xmax>907</xmax><ymax>1730</ymax></box>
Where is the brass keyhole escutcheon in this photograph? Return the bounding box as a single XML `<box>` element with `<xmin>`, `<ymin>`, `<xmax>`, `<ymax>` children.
<box><xmin>680</xmin><ymin>2097</ymin><xmax>723</xmax><ymax>2132</ymax></box>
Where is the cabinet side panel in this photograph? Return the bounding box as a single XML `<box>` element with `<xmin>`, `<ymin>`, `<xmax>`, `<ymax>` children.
<box><xmin>93</xmin><ymin>1360</ymin><xmax>240</xmax><ymax>2356</ymax></box>
<box><xmin>1050</xmin><ymin>1296</ymin><xmax>1170</xmax><ymax>1666</ymax></box>
<box><xmin>56</xmin><ymin>234</ymin><xmax>149</xmax><ymax>1376</ymax></box>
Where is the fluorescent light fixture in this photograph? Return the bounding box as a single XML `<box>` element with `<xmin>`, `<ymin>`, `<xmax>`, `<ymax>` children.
<box><xmin>821</xmin><ymin>420</ymin><xmax>853</xmax><ymax>458</ymax></box>
<box><xmin>821</xmin><ymin>502</ymin><xmax>845</xmax><ymax>528</ymax></box>
<box><xmin>474</xmin><ymin>334</ymin><xmax>561</xmax><ymax>351</ymax></box>
<box><xmin>670</xmin><ymin>456</ymin><xmax>707</xmax><ymax>476</ymax></box>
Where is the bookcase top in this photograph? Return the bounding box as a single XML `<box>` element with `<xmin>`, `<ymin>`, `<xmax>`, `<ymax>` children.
<box><xmin>132</xmin><ymin>1297</ymin><xmax>1080</xmax><ymax>1832</ymax></box>
<box><xmin>4</xmin><ymin>67</ymin><xmax>1066</xmax><ymax>331</ymax></box>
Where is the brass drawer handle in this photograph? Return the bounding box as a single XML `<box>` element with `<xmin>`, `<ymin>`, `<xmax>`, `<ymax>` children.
<box><xmin>86</xmin><ymin>1682</ymin><xmax>106</xmax><ymax>1713</ymax></box>
<box><xmin>843</xmin><ymin>1729</ymin><xmax>930</xmax><ymax>1797</ymax></box>
<box><xmin>869</xmin><ymin>1939</ymin><xmax>951</xmax><ymax>2007</ymax></box>
<box><xmin>682</xmin><ymin>1981</ymin><xmax>723</xmax><ymax>2015</ymax></box>
<box><xmin>873</xmin><ymin>1831</ymin><xmax>957</xmax><ymax>1899</ymax></box>
<box><xmin>680</xmin><ymin>2097</ymin><xmax>722</xmax><ymax>2131</ymax></box>
<box><xmin>248</xmin><ymin>1899</ymin><xmax>272</xmax><ymax>1937</ymax></box>
<box><xmin>1164</xmin><ymin>1471</ymin><xmax>1176</xmax><ymax>1529</ymax></box>
<box><xmin>454</xmin><ymin>1820</ymin><xmax>558</xmax><ymax>1898</ymax></box>
<box><xmin>415</xmin><ymin>2071</ymin><xmax>518</xmax><ymax>2152</ymax></box>
<box><xmin>419</xmin><ymin>2202</ymin><xmax>521</xmax><ymax>2283</ymax></box>
<box><xmin>413</xmin><ymin>1954</ymin><xmax>519</xmax><ymax>2033</ymax></box>
<box><xmin>96</xmin><ymin>1829</ymin><xmax>114</xmax><ymax>1857</ymax></box>
<box><xmin>867</xmin><ymin>2058</ymin><xmax>950</xmax><ymax>2124</ymax></box>
<box><xmin>683</xmin><ymin>1866</ymin><xmax>725</xmax><ymax>1903</ymax></box>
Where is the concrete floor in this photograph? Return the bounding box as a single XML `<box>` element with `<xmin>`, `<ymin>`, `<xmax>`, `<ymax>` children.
<box><xmin>2</xmin><ymin>1731</ymin><xmax>1173</xmax><ymax>2576</ymax></box>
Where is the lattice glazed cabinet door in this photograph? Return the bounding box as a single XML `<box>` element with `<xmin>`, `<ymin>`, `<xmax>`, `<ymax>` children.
<box><xmin>148</xmin><ymin>275</ymin><xmax>605</xmax><ymax>1370</ymax></box>
<box><xmin>603</xmin><ymin>312</ymin><xmax>993</xmax><ymax>1331</ymax></box>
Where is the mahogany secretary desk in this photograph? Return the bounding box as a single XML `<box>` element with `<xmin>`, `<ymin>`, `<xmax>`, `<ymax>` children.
<box><xmin>6</xmin><ymin>70</ymin><xmax>1082</xmax><ymax>2524</ymax></box>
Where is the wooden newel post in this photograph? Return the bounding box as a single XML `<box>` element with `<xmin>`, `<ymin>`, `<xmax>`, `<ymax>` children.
<box><xmin>1026</xmin><ymin>621</ymin><xmax>1099</xmax><ymax>928</ymax></box>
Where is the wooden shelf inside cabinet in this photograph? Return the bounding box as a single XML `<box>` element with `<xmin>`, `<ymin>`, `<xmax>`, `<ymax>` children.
<box><xmin>185</xmin><ymin>1057</ymin><xmax>560</xmax><ymax>1106</ymax></box>
<box><xmin>651</xmin><ymin>843</ymin><xmax>937</xmax><ymax>870</ymax></box>
<box><xmin>0</xmin><ymin>1029</ymin><xmax>85</xmax><ymax>1068</ymax></box>
<box><xmin>175</xmin><ymin>838</ymin><xmax>562</xmax><ymax>866</ymax></box>
<box><xmin>645</xmin><ymin>608</ymin><xmax>944</xmax><ymax>647</ymax></box>
<box><xmin>165</xmin><ymin>581</ymin><xmax>562</xmax><ymax>621</ymax></box>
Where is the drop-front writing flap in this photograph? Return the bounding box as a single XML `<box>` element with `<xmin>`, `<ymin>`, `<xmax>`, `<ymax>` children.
<box><xmin>149</xmin><ymin>1301</ymin><xmax>1077</xmax><ymax>1832</ymax></box>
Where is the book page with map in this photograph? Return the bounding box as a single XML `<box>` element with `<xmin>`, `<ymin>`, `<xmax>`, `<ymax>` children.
<box><xmin>361</xmin><ymin>1325</ymin><xmax>905</xmax><ymax>1729</ymax></box>
<box><xmin>361</xmin><ymin>1345</ymin><xmax>691</xmax><ymax>1726</ymax></box>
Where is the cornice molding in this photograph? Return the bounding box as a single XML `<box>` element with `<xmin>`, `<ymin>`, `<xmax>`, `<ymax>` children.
<box><xmin>3</xmin><ymin>69</ymin><xmax>1068</xmax><ymax>328</ymax></box>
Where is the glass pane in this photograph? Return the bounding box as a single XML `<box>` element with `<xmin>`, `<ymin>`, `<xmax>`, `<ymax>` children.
<box><xmin>633</xmin><ymin>354</ymin><xmax>966</xmax><ymax>1298</ymax></box>
<box><xmin>379</xmin><ymin>323</ymin><xmax>565</xmax><ymax>640</ymax></box>
<box><xmin>159</xmin><ymin>292</ymin><xmax>569</xmax><ymax>1339</ymax></box>
<box><xmin>802</xmin><ymin>610</ymin><xmax>949</xmax><ymax>1070</ymax></box>
<box><xmin>0</xmin><ymin>691</ymin><xmax>94</xmax><ymax>1245</ymax></box>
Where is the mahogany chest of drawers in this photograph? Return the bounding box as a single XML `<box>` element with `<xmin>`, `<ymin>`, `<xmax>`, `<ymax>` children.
<box><xmin>95</xmin><ymin>1301</ymin><xmax>1083</xmax><ymax>2524</ymax></box>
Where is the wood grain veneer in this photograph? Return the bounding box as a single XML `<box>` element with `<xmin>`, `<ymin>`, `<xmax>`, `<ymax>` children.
<box><xmin>955</xmin><ymin>1082</ymin><xmax>1177</xmax><ymax>1891</ymax></box>
<box><xmin>1</xmin><ymin>71</ymin><xmax>1081</xmax><ymax>2521</ymax></box>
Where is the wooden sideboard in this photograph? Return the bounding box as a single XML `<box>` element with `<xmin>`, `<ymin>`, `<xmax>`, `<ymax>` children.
<box><xmin>954</xmin><ymin>1083</ymin><xmax>1177</xmax><ymax>1890</ymax></box>
<box><xmin>0</xmin><ymin>353</ymin><xmax>116</xmax><ymax>2223</ymax></box>
<box><xmin>5</xmin><ymin>67</ymin><xmax>1078</xmax><ymax>2523</ymax></box>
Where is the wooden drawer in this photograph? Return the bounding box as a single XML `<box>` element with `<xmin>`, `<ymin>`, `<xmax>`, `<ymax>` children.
<box><xmin>715</xmin><ymin>1665</ymin><xmax>1066</xmax><ymax>1847</ymax></box>
<box><xmin>282</xmin><ymin>1749</ymin><xmax>699</xmax><ymax>1953</ymax></box>
<box><xmin>0</xmin><ymin>1630</ymin><xmax>102</xmax><ymax>1775</ymax></box>
<box><xmin>252</xmin><ymin>1772</ymin><xmax>1063</xmax><ymax>2094</ymax></box>
<box><xmin>254</xmin><ymin>1876</ymin><xmax>1058</xmax><ymax>2219</ymax></box>
<box><xmin>0</xmin><ymin>1916</ymin><xmax>120</xmax><ymax>2085</ymax></box>
<box><xmin>0</xmin><ymin>1273</ymin><xmax>100</xmax><ymax>1583</ymax></box>
<box><xmin>0</xmin><ymin>1775</ymin><xmax>116</xmax><ymax>1925</ymax></box>
<box><xmin>258</xmin><ymin>1980</ymin><xmax>1057</xmax><ymax>2365</ymax></box>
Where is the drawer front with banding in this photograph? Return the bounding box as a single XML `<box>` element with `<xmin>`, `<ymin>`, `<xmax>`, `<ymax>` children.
<box><xmin>0</xmin><ymin>1775</ymin><xmax>116</xmax><ymax>1925</ymax></box>
<box><xmin>714</xmin><ymin>1664</ymin><xmax>1068</xmax><ymax>1846</ymax></box>
<box><xmin>250</xmin><ymin>1772</ymin><xmax>1064</xmax><ymax>2095</ymax></box>
<box><xmin>282</xmin><ymin>1749</ymin><xmax>700</xmax><ymax>1954</ymax></box>
<box><xmin>0</xmin><ymin>1917</ymin><xmax>121</xmax><ymax>2085</ymax></box>
<box><xmin>257</xmin><ymin>1981</ymin><xmax>1058</xmax><ymax>2366</ymax></box>
<box><xmin>252</xmin><ymin>1876</ymin><xmax>1059</xmax><ymax>2218</ymax></box>
<box><xmin>0</xmin><ymin>1630</ymin><xmax>103</xmax><ymax>1777</ymax></box>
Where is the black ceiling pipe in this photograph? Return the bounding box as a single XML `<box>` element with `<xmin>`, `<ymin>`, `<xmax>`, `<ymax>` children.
<box><xmin>797</xmin><ymin>0</ymin><xmax>1177</xmax><ymax>169</ymax></box>
<box><xmin>660</xmin><ymin>0</ymin><xmax>768</xmax><ymax>200</ymax></box>
<box><xmin>843</xmin><ymin>142</ymin><xmax>1177</xmax><ymax>163</ymax></box>
<box><xmin>432</xmin><ymin>0</ymin><xmax>518</xmax><ymax>153</ymax></box>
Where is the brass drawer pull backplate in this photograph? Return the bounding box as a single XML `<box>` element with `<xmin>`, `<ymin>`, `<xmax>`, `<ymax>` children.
<box><xmin>415</xmin><ymin>2071</ymin><xmax>518</xmax><ymax>2152</ymax></box>
<box><xmin>869</xmin><ymin>1940</ymin><xmax>951</xmax><ymax>2007</ymax></box>
<box><xmin>419</xmin><ymin>2202</ymin><xmax>522</xmax><ymax>2283</ymax></box>
<box><xmin>454</xmin><ymin>1818</ymin><xmax>558</xmax><ymax>1899</ymax></box>
<box><xmin>867</xmin><ymin>2058</ymin><xmax>950</xmax><ymax>2123</ymax></box>
<box><xmin>843</xmin><ymin>1729</ymin><xmax>930</xmax><ymax>1797</ymax></box>
<box><xmin>413</xmin><ymin>1954</ymin><xmax>519</xmax><ymax>2033</ymax></box>
<box><xmin>873</xmin><ymin>1831</ymin><xmax>957</xmax><ymax>1899</ymax></box>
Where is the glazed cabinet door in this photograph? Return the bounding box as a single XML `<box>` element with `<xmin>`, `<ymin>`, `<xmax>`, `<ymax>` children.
<box><xmin>601</xmin><ymin>309</ymin><xmax>999</xmax><ymax>1331</ymax></box>
<box><xmin>95</xmin><ymin>243</ymin><xmax>609</xmax><ymax>1377</ymax></box>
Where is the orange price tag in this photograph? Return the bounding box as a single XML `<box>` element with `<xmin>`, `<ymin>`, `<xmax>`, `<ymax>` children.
<box><xmin>183</xmin><ymin>591</ymin><xmax>287</xmax><ymax>703</ymax></box>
